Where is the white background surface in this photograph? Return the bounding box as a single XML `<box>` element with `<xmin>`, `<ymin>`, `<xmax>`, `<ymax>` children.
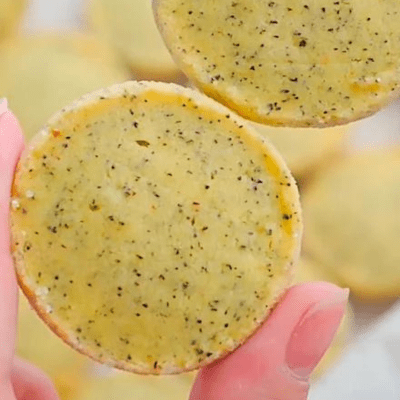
<box><xmin>20</xmin><ymin>0</ymin><xmax>400</xmax><ymax>398</ymax></box>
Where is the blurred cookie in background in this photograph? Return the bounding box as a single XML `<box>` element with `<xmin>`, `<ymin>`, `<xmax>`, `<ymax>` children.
<box><xmin>17</xmin><ymin>295</ymin><xmax>90</xmax><ymax>400</ymax></box>
<box><xmin>77</xmin><ymin>369</ymin><xmax>194</xmax><ymax>400</ymax></box>
<box><xmin>302</xmin><ymin>146</ymin><xmax>400</xmax><ymax>301</ymax></box>
<box><xmin>88</xmin><ymin>0</ymin><xmax>184</xmax><ymax>82</ymax></box>
<box><xmin>0</xmin><ymin>32</ymin><xmax>133</xmax><ymax>141</ymax></box>
<box><xmin>295</xmin><ymin>256</ymin><xmax>353</xmax><ymax>380</ymax></box>
<box><xmin>253</xmin><ymin>124</ymin><xmax>349</xmax><ymax>184</ymax></box>
<box><xmin>0</xmin><ymin>0</ymin><xmax>26</xmax><ymax>41</ymax></box>
<box><xmin>344</xmin><ymin>98</ymin><xmax>400</xmax><ymax>154</ymax></box>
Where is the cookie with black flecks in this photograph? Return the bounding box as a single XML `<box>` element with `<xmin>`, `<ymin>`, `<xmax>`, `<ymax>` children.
<box><xmin>11</xmin><ymin>81</ymin><xmax>302</xmax><ymax>374</ymax></box>
<box><xmin>302</xmin><ymin>147</ymin><xmax>400</xmax><ymax>300</ymax></box>
<box><xmin>154</xmin><ymin>0</ymin><xmax>400</xmax><ymax>127</ymax></box>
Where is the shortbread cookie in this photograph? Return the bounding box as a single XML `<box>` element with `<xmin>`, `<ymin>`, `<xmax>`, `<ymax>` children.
<box><xmin>89</xmin><ymin>0</ymin><xmax>180</xmax><ymax>80</ymax></box>
<box><xmin>302</xmin><ymin>147</ymin><xmax>400</xmax><ymax>299</ymax></box>
<box><xmin>155</xmin><ymin>0</ymin><xmax>400</xmax><ymax>127</ymax></box>
<box><xmin>11</xmin><ymin>81</ymin><xmax>302</xmax><ymax>374</ymax></box>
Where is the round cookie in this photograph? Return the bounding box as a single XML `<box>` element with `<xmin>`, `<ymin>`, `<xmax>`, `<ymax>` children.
<box><xmin>89</xmin><ymin>0</ymin><xmax>181</xmax><ymax>81</ymax></box>
<box><xmin>295</xmin><ymin>257</ymin><xmax>352</xmax><ymax>379</ymax></box>
<box><xmin>0</xmin><ymin>33</ymin><xmax>132</xmax><ymax>141</ymax></box>
<box><xmin>302</xmin><ymin>147</ymin><xmax>400</xmax><ymax>300</ymax></box>
<box><xmin>11</xmin><ymin>81</ymin><xmax>302</xmax><ymax>374</ymax></box>
<box><xmin>154</xmin><ymin>0</ymin><xmax>400</xmax><ymax>127</ymax></box>
<box><xmin>0</xmin><ymin>0</ymin><xmax>26</xmax><ymax>40</ymax></box>
<box><xmin>254</xmin><ymin>124</ymin><xmax>348</xmax><ymax>179</ymax></box>
<box><xmin>78</xmin><ymin>371</ymin><xmax>194</xmax><ymax>400</ymax></box>
<box><xmin>17</xmin><ymin>295</ymin><xmax>89</xmax><ymax>400</ymax></box>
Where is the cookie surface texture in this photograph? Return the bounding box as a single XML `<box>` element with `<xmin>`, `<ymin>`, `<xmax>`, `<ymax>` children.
<box><xmin>11</xmin><ymin>81</ymin><xmax>301</xmax><ymax>374</ymax></box>
<box><xmin>302</xmin><ymin>147</ymin><xmax>400</xmax><ymax>299</ymax></box>
<box><xmin>155</xmin><ymin>0</ymin><xmax>400</xmax><ymax>127</ymax></box>
<box><xmin>0</xmin><ymin>33</ymin><xmax>132</xmax><ymax>141</ymax></box>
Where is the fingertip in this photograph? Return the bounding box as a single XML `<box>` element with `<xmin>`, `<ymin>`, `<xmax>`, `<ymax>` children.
<box><xmin>0</xmin><ymin>109</ymin><xmax>25</xmax><ymax>157</ymax></box>
<box><xmin>0</xmin><ymin>106</ymin><xmax>25</xmax><ymax>211</ymax></box>
<box><xmin>0</xmin><ymin>382</ymin><xmax>16</xmax><ymax>400</ymax></box>
<box><xmin>0</xmin><ymin>98</ymin><xmax>8</xmax><ymax>115</ymax></box>
<box><xmin>0</xmin><ymin>104</ymin><xmax>25</xmax><ymax>369</ymax></box>
<box><xmin>12</xmin><ymin>358</ymin><xmax>60</xmax><ymax>400</ymax></box>
<box><xmin>0</xmin><ymin>106</ymin><xmax>25</xmax><ymax>195</ymax></box>
<box><xmin>285</xmin><ymin>286</ymin><xmax>349</xmax><ymax>378</ymax></box>
<box><xmin>289</xmin><ymin>281</ymin><xmax>348</xmax><ymax>298</ymax></box>
<box><xmin>189</xmin><ymin>282</ymin><xmax>348</xmax><ymax>400</ymax></box>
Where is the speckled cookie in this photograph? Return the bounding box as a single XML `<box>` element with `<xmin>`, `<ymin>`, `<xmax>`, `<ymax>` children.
<box><xmin>77</xmin><ymin>371</ymin><xmax>194</xmax><ymax>400</ymax></box>
<box><xmin>0</xmin><ymin>33</ymin><xmax>132</xmax><ymax>141</ymax></box>
<box><xmin>89</xmin><ymin>0</ymin><xmax>181</xmax><ymax>81</ymax></box>
<box><xmin>295</xmin><ymin>257</ymin><xmax>352</xmax><ymax>379</ymax></box>
<box><xmin>17</xmin><ymin>295</ymin><xmax>89</xmax><ymax>400</ymax></box>
<box><xmin>154</xmin><ymin>0</ymin><xmax>400</xmax><ymax>127</ymax></box>
<box><xmin>11</xmin><ymin>81</ymin><xmax>302</xmax><ymax>374</ymax></box>
<box><xmin>302</xmin><ymin>147</ymin><xmax>400</xmax><ymax>300</ymax></box>
<box><xmin>0</xmin><ymin>0</ymin><xmax>26</xmax><ymax>40</ymax></box>
<box><xmin>253</xmin><ymin>123</ymin><xmax>348</xmax><ymax>179</ymax></box>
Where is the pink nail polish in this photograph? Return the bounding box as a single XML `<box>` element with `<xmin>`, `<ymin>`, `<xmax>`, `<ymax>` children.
<box><xmin>285</xmin><ymin>288</ymin><xmax>349</xmax><ymax>378</ymax></box>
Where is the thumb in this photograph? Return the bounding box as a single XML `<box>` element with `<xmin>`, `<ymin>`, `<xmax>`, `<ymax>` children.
<box><xmin>0</xmin><ymin>98</ymin><xmax>24</xmax><ymax>372</ymax></box>
<box><xmin>11</xmin><ymin>358</ymin><xmax>60</xmax><ymax>400</ymax></box>
<box><xmin>189</xmin><ymin>282</ymin><xmax>349</xmax><ymax>400</ymax></box>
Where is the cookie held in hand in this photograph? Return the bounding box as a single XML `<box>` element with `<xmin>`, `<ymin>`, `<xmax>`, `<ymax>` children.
<box><xmin>11</xmin><ymin>81</ymin><xmax>302</xmax><ymax>374</ymax></box>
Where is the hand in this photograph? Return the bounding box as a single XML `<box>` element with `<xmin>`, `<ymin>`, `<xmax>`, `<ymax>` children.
<box><xmin>0</xmin><ymin>100</ymin><xmax>60</xmax><ymax>400</ymax></box>
<box><xmin>0</xmin><ymin>99</ymin><xmax>348</xmax><ymax>400</ymax></box>
<box><xmin>190</xmin><ymin>282</ymin><xmax>348</xmax><ymax>400</ymax></box>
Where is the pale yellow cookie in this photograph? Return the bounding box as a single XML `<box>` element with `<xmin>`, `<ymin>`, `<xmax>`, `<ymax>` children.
<box><xmin>302</xmin><ymin>147</ymin><xmax>400</xmax><ymax>300</ymax></box>
<box><xmin>295</xmin><ymin>257</ymin><xmax>352</xmax><ymax>379</ymax></box>
<box><xmin>77</xmin><ymin>371</ymin><xmax>194</xmax><ymax>400</ymax></box>
<box><xmin>155</xmin><ymin>0</ymin><xmax>400</xmax><ymax>127</ymax></box>
<box><xmin>17</xmin><ymin>295</ymin><xmax>89</xmax><ymax>400</ymax></box>
<box><xmin>11</xmin><ymin>81</ymin><xmax>302</xmax><ymax>374</ymax></box>
<box><xmin>254</xmin><ymin>123</ymin><xmax>348</xmax><ymax>179</ymax></box>
<box><xmin>0</xmin><ymin>0</ymin><xmax>26</xmax><ymax>40</ymax></box>
<box><xmin>89</xmin><ymin>0</ymin><xmax>181</xmax><ymax>81</ymax></box>
<box><xmin>0</xmin><ymin>33</ymin><xmax>132</xmax><ymax>141</ymax></box>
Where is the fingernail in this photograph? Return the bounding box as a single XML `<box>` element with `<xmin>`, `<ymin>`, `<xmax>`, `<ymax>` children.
<box><xmin>0</xmin><ymin>98</ymin><xmax>8</xmax><ymax>117</ymax></box>
<box><xmin>285</xmin><ymin>287</ymin><xmax>349</xmax><ymax>378</ymax></box>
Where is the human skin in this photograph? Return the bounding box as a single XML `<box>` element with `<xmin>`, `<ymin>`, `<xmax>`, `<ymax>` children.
<box><xmin>0</xmin><ymin>99</ymin><xmax>348</xmax><ymax>400</ymax></box>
